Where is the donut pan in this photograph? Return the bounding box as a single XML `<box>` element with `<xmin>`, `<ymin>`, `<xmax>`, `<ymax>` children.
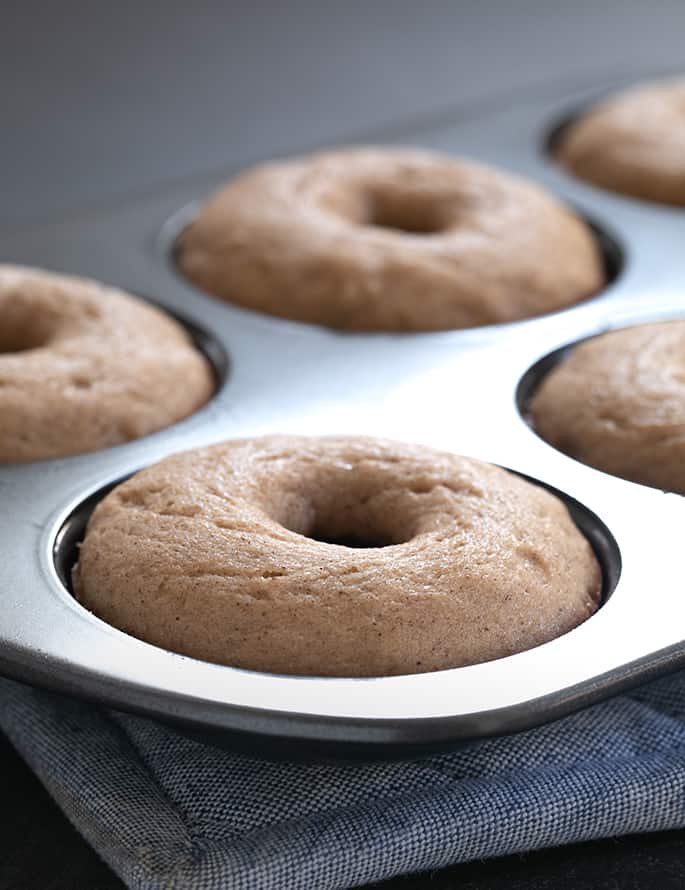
<box><xmin>2</xmin><ymin>69</ymin><xmax>685</xmax><ymax>760</ymax></box>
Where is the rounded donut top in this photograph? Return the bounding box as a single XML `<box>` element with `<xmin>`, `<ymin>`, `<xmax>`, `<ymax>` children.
<box><xmin>0</xmin><ymin>265</ymin><xmax>214</xmax><ymax>462</ymax></box>
<box><xmin>556</xmin><ymin>77</ymin><xmax>685</xmax><ymax>204</ymax></box>
<box><xmin>74</xmin><ymin>435</ymin><xmax>601</xmax><ymax>676</ymax></box>
<box><xmin>178</xmin><ymin>147</ymin><xmax>605</xmax><ymax>331</ymax></box>
<box><xmin>531</xmin><ymin>320</ymin><xmax>685</xmax><ymax>493</ymax></box>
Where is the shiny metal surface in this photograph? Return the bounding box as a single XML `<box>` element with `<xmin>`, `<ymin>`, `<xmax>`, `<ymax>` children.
<box><xmin>1</xmin><ymin>71</ymin><xmax>684</xmax><ymax>757</ymax></box>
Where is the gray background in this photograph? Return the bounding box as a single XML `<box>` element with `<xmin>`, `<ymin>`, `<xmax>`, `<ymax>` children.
<box><xmin>2</xmin><ymin>0</ymin><xmax>685</xmax><ymax>231</ymax></box>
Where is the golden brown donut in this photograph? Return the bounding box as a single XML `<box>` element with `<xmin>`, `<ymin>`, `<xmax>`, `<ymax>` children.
<box><xmin>555</xmin><ymin>77</ymin><xmax>685</xmax><ymax>204</ymax></box>
<box><xmin>0</xmin><ymin>265</ymin><xmax>214</xmax><ymax>462</ymax></box>
<box><xmin>177</xmin><ymin>147</ymin><xmax>605</xmax><ymax>332</ymax></box>
<box><xmin>530</xmin><ymin>321</ymin><xmax>685</xmax><ymax>493</ymax></box>
<box><xmin>73</xmin><ymin>435</ymin><xmax>601</xmax><ymax>676</ymax></box>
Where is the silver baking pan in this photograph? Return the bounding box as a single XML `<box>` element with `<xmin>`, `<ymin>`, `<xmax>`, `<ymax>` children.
<box><xmin>1</xmin><ymin>69</ymin><xmax>684</xmax><ymax>759</ymax></box>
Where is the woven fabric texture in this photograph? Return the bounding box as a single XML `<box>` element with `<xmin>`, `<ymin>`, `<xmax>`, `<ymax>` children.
<box><xmin>1</xmin><ymin>673</ymin><xmax>684</xmax><ymax>890</ymax></box>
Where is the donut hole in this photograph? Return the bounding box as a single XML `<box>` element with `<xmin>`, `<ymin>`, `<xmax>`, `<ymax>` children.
<box><xmin>306</xmin><ymin>523</ymin><xmax>398</xmax><ymax>549</ymax></box>
<box><xmin>0</xmin><ymin>316</ymin><xmax>53</xmax><ymax>353</ymax></box>
<box><xmin>282</xmin><ymin>504</ymin><xmax>407</xmax><ymax>549</ymax></box>
<box><xmin>269</xmin><ymin>478</ymin><xmax>416</xmax><ymax>548</ymax></box>
<box><xmin>366</xmin><ymin>191</ymin><xmax>448</xmax><ymax>235</ymax></box>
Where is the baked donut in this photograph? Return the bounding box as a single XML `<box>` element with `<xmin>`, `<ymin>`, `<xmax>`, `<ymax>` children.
<box><xmin>0</xmin><ymin>265</ymin><xmax>214</xmax><ymax>462</ymax></box>
<box><xmin>530</xmin><ymin>321</ymin><xmax>685</xmax><ymax>493</ymax></box>
<box><xmin>555</xmin><ymin>77</ymin><xmax>685</xmax><ymax>204</ymax></box>
<box><xmin>177</xmin><ymin>147</ymin><xmax>605</xmax><ymax>332</ymax></box>
<box><xmin>73</xmin><ymin>435</ymin><xmax>601</xmax><ymax>676</ymax></box>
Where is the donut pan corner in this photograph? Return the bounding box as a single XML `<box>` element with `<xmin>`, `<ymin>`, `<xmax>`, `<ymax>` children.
<box><xmin>2</xmin><ymin>69</ymin><xmax>685</xmax><ymax>759</ymax></box>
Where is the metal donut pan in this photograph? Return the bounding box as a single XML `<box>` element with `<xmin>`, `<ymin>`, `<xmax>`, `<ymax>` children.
<box><xmin>1</xmin><ymin>69</ymin><xmax>684</xmax><ymax>760</ymax></box>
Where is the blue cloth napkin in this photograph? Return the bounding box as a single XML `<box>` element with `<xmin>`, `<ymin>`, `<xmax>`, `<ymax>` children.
<box><xmin>1</xmin><ymin>672</ymin><xmax>684</xmax><ymax>890</ymax></box>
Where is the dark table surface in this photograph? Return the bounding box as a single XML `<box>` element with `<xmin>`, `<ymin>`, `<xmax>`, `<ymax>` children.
<box><xmin>2</xmin><ymin>2</ymin><xmax>685</xmax><ymax>887</ymax></box>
